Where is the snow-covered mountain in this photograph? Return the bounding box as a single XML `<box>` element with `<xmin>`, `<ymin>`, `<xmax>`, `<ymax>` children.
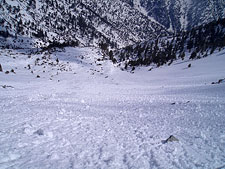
<box><xmin>113</xmin><ymin>18</ymin><xmax>225</xmax><ymax>68</ymax></box>
<box><xmin>1</xmin><ymin>1</ymin><xmax>225</xmax><ymax>168</ymax></box>
<box><xmin>0</xmin><ymin>0</ymin><xmax>168</xmax><ymax>49</ymax></box>
<box><xmin>123</xmin><ymin>0</ymin><xmax>225</xmax><ymax>31</ymax></box>
<box><xmin>1</xmin><ymin>0</ymin><xmax>224</xmax><ymax>49</ymax></box>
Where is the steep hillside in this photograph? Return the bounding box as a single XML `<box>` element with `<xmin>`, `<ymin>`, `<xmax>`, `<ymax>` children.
<box><xmin>123</xmin><ymin>0</ymin><xmax>225</xmax><ymax>31</ymax></box>
<box><xmin>113</xmin><ymin>18</ymin><xmax>225</xmax><ymax>68</ymax></box>
<box><xmin>1</xmin><ymin>1</ymin><xmax>225</xmax><ymax>168</ymax></box>
<box><xmin>0</xmin><ymin>0</ymin><xmax>168</xmax><ymax>49</ymax></box>
<box><xmin>0</xmin><ymin>46</ymin><xmax>225</xmax><ymax>169</ymax></box>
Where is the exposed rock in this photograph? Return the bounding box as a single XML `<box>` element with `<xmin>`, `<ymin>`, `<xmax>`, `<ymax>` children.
<box><xmin>162</xmin><ymin>135</ymin><xmax>179</xmax><ymax>144</ymax></box>
<box><xmin>212</xmin><ymin>78</ymin><xmax>225</xmax><ymax>85</ymax></box>
<box><xmin>218</xmin><ymin>79</ymin><xmax>224</xmax><ymax>84</ymax></box>
<box><xmin>1</xmin><ymin>85</ymin><xmax>14</xmax><ymax>89</ymax></box>
<box><xmin>33</xmin><ymin>129</ymin><xmax>44</xmax><ymax>136</ymax></box>
<box><xmin>10</xmin><ymin>69</ymin><xmax>15</xmax><ymax>74</ymax></box>
<box><xmin>0</xmin><ymin>64</ymin><xmax>3</xmax><ymax>72</ymax></box>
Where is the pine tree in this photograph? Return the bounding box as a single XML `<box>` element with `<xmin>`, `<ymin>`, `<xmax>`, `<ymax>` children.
<box><xmin>190</xmin><ymin>51</ymin><xmax>197</xmax><ymax>59</ymax></box>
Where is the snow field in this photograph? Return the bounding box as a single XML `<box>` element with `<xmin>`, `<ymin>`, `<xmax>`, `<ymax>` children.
<box><xmin>0</xmin><ymin>47</ymin><xmax>225</xmax><ymax>168</ymax></box>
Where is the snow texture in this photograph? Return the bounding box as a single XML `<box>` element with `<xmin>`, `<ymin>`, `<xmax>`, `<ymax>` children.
<box><xmin>0</xmin><ymin>47</ymin><xmax>225</xmax><ymax>168</ymax></box>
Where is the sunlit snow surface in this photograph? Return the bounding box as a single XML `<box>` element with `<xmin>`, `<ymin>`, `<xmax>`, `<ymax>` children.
<box><xmin>0</xmin><ymin>47</ymin><xmax>225</xmax><ymax>168</ymax></box>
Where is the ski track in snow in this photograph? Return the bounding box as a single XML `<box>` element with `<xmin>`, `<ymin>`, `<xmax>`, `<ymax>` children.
<box><xmin>0</xmin><ymin>47</ymin><xmax>225</xmax><ymax>169</ymax></box>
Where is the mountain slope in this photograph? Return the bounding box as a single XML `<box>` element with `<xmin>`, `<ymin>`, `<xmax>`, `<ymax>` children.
<box><xmin>0</xmin><ymin>46</ymin><xmax>225</xmax><ymax>168</ymax></box>
<box><xmin>113</xmin><ymin>18</ymin><xmax>225</xmax><ymax>68</ymax></box>
<box><xmin>123</xmin><ymin>0</ymin><xmax>225</xmax><ymax>31</ymax></box>
<box><xmin>0</xmin><ymin>0</ymin><xmax>168</xmax><ymax>49</ymax></box>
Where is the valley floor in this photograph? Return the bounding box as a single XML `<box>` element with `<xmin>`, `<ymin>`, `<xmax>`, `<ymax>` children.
<box><xmin>0</xmin><ymin>47</ymin><xmax>225</xmax><ymax>169</ymax></box>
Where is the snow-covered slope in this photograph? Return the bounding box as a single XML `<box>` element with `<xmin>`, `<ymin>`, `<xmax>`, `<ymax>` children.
<box><xmin>123</xmin><ymin>0</ymin><xmax>225</xmax><ymax>31</ymax></box>
<box><xmin>0</xmin><ymin>47</ymin><xmax>225</xmax><ymax>168</ymax></box>
<box><xmin>114</xmin><ymin>18</ymin><xmax>225</xmax><ymax>68</ymax></box>
<box><xmin>0</xmin><ymin>0</ymin><xmax>168</xmax><ymax>49</ymax></box>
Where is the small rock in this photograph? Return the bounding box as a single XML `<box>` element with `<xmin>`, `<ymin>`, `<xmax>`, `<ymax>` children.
<box><xmin>162</xmin><ymin>135</ymin><xmax>179</xmax><ymax>144</ymax></box>
<box><xmin>11</xmin><ymin>69</ymin><xmax>15</xmax><ymax>74</ymax></box>
<box><xmin>34</xmin><ymin>129</ymin><xmax>44</xmax><ymax>136</ymax></box>
<box><xmin>218</xmin><ymin>79</ymin><xmax>224</xmax><ymax>84</ymax></box>
<box><xmin>188</xmin><ymin>64</ymin><xmax>191</xmax><ymax>68</ymax></box>
<box><xmin>212</xmin><ymin>78</ymin><xmax>225</xmax><ymax>85</ymax></box>
<box><xmin>2</xmin><ymin>85</ymin><xmax>14</xmax><ymax>89</ymax></box>
<box><xmin>5</xmin><ymin>71</ymin><xmax>10</xmax><ymax>74</ymax></box>
<box><xmin>97</xmin><ymin>58</ymin><xmax>102</xmax><ymax>61</ymax></box>
<box><xmin>171</xmin><ymin>102</ymin><xmax>176</xmax><ymax>105</ymax></box>
<box><xmin>36</xmin><ymin>75</ymin><xmax>40</xmax><ymax>78</ymax></box>
<box><xmin>0</xmin><ymin>64</ymin><xmax>3</xmax><ymax>72</ymax></box>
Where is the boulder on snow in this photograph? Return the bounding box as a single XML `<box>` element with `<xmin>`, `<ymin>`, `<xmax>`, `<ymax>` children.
<box><xmin>34</xmin><ymin>129</ymin><xmax>44</xmax><ymax>136</ymax></box>
<box><xmin>218</xmin><ymin>79</ymin><xmax>224</xmax><ymax>84</ymax></box>
<box><xmin>212</xmin><ymin>78</ymin><xmax>225</xmax><ymax>85</ymax></box>
<box><xmin>0</xmin><ymin>64</ymin><xmax>3</xmax><ymax>72</ymax></box>
<box><xmin>11</xmin><ymin>69</ymin><xmax>15</xmax><ymax>74</ymax></box>
<box><xmin>56</xmin><ymin>58</ymin><xmax>59</xmax><ymax>64</ymax></box>
<box><xmin>162</xmin><ymin>135</ymin><xmax>179</xmax><ymax>144</ymax></box>
<box><xmin>148</xmin><ymin>68</ymin><xmax>153</xmax><ymax>71</ymax></box>
<box><xmin>1</xmin><ymin>85</ymin><xmax>14</xmax><ymax>89</ymax></box>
